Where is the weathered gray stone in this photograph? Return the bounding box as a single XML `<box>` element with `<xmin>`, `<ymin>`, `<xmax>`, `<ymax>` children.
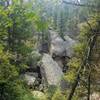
<box><xmin>64</xmin><ymin>35</ymin><xmax>76</xmax><ymax>57</ymax></box>
<box><xmin>49</xmin><ymin>30</ymin><xmax>66</xmax><ymax>57</ymax></box>
<box><xmin>41</xmin><ymin>53</ymin><xmax>63</xmax><ymax>85</ymax></box>
<box><xmin>24</xmin><ymin>72</ymin><xmax>38</xmax><ymax>86</ymax></box>
<box><xmin>49</xmin><ymin>30</ymin><xmax>76</xmax><ymax>58</ymax></box>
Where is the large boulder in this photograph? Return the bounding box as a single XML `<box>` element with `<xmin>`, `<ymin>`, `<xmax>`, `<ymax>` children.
<box><xmin>41</xmin><ymin>53</ymin><xmax>63</xmax><ymax>85</ymax></box>
<box><xmin>49</xmin><ymin>30</ymin><xmax>76</xmax><ymax>58</ymax></box>
<box><xmin>49</xmin><ymin>30</ymin><xmax>66</xmax><ymax>57</ymax></box>
<box><xmin>64</xmin><ymin>35</ymin><xmax>76</xmax><ymax>57</ymax></box>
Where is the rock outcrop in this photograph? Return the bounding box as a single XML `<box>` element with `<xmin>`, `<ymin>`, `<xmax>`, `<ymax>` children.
<box><xmin>24</xmin><ymin>30</ymin><xmax>76</xmax><ymax>89</ymax></box>
<box><xmin>49</xmin><ymin>30</ymin><xmax>76</xmax><ymax>58</ymax></box>
<box><xmin>64</xmin><ymin>35</ymin><xmax>76</xmax><ymax>57</ymax></box>
<box><xmin>49</xmin><ymin>30</ymin><xmax>66</xmax><ymax>57</ymax></box>
<box><xmin>41</xmin><ymin>53</ymin><xmax>63</xmax><ymax>85</ymax></box>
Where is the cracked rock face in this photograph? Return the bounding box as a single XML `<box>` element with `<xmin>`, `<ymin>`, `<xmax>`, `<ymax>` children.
<box><xmin>41</xmin><ymin>53</ymin><xmax>63</xmax><ymax>85</ymax></box>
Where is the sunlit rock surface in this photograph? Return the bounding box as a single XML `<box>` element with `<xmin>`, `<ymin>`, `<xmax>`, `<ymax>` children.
<box><xmin>49</xmin><ymin>30</ymin><xmax>76</xmax><ymax>58</ymax></box>
<box><xmin>49</xmin><ymin>30</ymin><xmax>66</xmax><ymax>57</ymax></box>
<box><xmin>41</xmin><ymin>53</ymin><xmax>63</xmax><ymax>85</ymax></box>
<box><xmin>24</xmin><ymin>72</ymin><xmax>38</xmax><ymax>86</ymax></box>
<box><xmin>64</xmin><ymin>35</ymin><xmax>76</xmax><ymax>57</ymax></box>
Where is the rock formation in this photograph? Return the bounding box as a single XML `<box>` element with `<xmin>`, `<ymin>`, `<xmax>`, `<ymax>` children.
<box><xmin>64</xmin><ymin>35</ymin><xmax>76</xmax><ymax>57</ymax></box>
<box><xmin>49</xmin><ymin>30</ymin><xmax>76</xmax><ymax>58</ymax></box>
<box><xmin>24</xmin><ymin>30</ymin><xmax>76</xmax><ymax>89</ymax></box>
<box><xmin>49</xmin><ymin>30</ymin><xmax>66</xmax><ymax>57</ymax></box>
<box><xmin>41</xmin><ymin>53</ymin><xmax>63</xmax><ymax>85</ymax></box>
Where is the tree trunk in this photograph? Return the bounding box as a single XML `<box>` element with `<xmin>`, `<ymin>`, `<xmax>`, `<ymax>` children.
<box><xmin>87</xmin><ymin>72</ymin><xmax>91</xmax><ymax>100</ymax></box>
<box><xmin>67</xmin><ymin>74</ymin><xmax>80</xmax><ymax>100</ymax></box>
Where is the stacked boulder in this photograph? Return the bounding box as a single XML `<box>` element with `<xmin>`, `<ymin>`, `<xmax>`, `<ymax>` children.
<box><xmin>23</xmin><ymin>29</ymin><xmax>76</xmax><ymax>90</ymax></box>
<box><xmin>41</xmin><ymin>53</ymin><xmax>63</xmax><ymax>85</ymax></box>
<box><xmin>40</xmin><ymin>30</ymin><xmax>76</xmax><ymax>88</ymax></box>
<box><xmin>49</xmin><ymin>30</ymin><xmax>76</xmax><ymax>58</ymax></box>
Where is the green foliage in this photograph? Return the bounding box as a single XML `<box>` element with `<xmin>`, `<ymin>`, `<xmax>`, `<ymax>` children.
<box><xmin>0</xmin><ymin>1</ymin><xmax>46</xmax><ymax>100</ymax></box>
<box><xmin>0</xmin><ymin>0</ymin><xmax>100</xmax><ymax>100</ymax></box>
<box><xmin>78</xmin><ymin>19</ymin><xmax>99</xmax><ymax>41</ymax></box>
<box><xmin>0</xmin><ymin>44</ymin><xmax>36</xmax><ymax>100</ymax></box>
<box><xmin>31</xmin><ymin>91</ymin><xmax>47</xmax><ymax>100</ymax></box>
<box><xmin>68</xmin><ymin>58</ymin><xmax>81</xmax><ymax>69</ymax></box>
<box><xmin>64</xmin><ymin>57</ymin><xmax>81</xmax><ymax>83</ymax></box>
<box><xmin>74</xmin><ymin>43</ymin><xmax>86</xmax><ymax>57</ymax></box>
<box><xmin>51</xmin><ymin>89</ymin><xmax>66</xmax><ymax>100</ymax></box>
<box><xmin>0</xmin><ymin>48</ymin><xmax>18</xmax><ymax>81</ymax></box>
<box><xmin>0</xmin><ymin>6</ymin><xmax>12</xmax><ymax>46</ymax></box>
<box><xmin>0</xmin><ymin>80</ymin><xmax>37</xmax><ymax>100</ymax></box>
<box><xmin>64</xmin><ymin>11</ymin><xmax>100</xmax><ymax>99</ymax></box>
<box><xmin>64</xmin><ymin>71</ymin><xmax>76</xmax><ymax>83</ymax></box>
<box><xmin>28</xmin><ymin>51</ymin><xmax>42</xmax><ymax>68</ymax></box>
<box><xmin>46</xmin><ymin>85</ymin><xmax>57</xmax><ymax>100</ymax></box>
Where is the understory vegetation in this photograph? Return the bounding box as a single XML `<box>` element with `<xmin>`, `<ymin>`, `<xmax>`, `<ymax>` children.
<box><xmin>0</xmin><ymin>0</ymin><xmax>100</xmax><ymax>100</ymax></box>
